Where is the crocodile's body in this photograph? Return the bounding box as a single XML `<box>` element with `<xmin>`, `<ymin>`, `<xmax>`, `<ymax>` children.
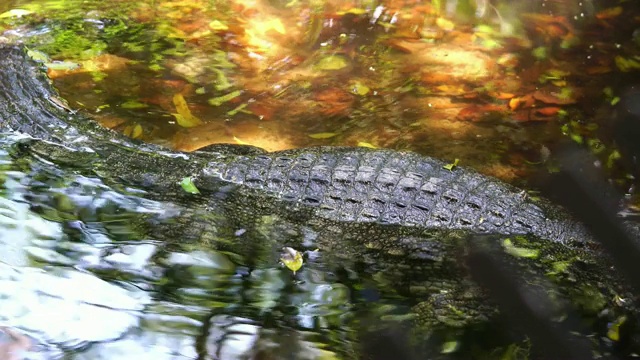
<box><xmin>0</xmin><ymin>45</ymin><xmax>590</xmax><ymax>247</ymax></box>
<box><xmin>0</xmin><ymin>45</ymin><xmax>637</xmax><ymax>358</ymax></box>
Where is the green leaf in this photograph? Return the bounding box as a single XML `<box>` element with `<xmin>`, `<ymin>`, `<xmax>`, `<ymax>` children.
<box><xmin>502</xmin><ymin>238</ymin><xmax>539</xmax><ymax>259</ymax></box>
<box><xmin>532</xmin><ymin>46</ymin><xmax>547</xmax><ymax>60</ymax></box>
<box><xmin>313</xmin><ymin>55</ymin><xmax>349</xmax><ymax>71</ymax></box>
<box><xmin>121</xmin><ymin>100</ymin><xmax>148</xmax><ymax>109</ymax></box>
<box><xmin>208</xmin><ymin>90</ymin><xmax>241</xmax><ymax>106</ymax></box>
<box><xmin>227</xmin><ymin>103</ymin><xmax>249</xmax><ymax>116</ymax></box>
<box><xmin>44</xmin><ymin>61</ymin><xmax>81</xmax><ymax>71</ymax></box>
<box><xmin>441</xmin><ymin>341</ymin><xmax>459</xmax><ymax>354</ymax></box>
<box><xmin>608</xmin><ymin>316</ymin><xmax>627</xmax><ymax>341</ymax></box>
<box><xmin>180</xmin><ymin>177</ymin><xmax>200</xmax><ymax>194</ymax></box>
<box><xmin>351</xmin><ymin>81</ymin><xmax>370</xmax><ymax>96</ymax></box>
<box><xmin>26</xmin><ymin>49</ymin><xmax>50</xmax><ymax>63</ymax></box>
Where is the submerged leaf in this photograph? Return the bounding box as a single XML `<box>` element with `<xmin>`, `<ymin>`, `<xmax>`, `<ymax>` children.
<box><xmin>351</xmin><ymin>81</ymin><xmax>370</xmax><ymax>96</ymax></box>
<box><xmin>208</xmin><ymin>90</ymin><xmax>241</xmax><ymax>106</ymax></box>
<box><xmin>313</xmin><ymin>55</ymin><xmax>349</xmax><ymax>71</ymax></box>
<box><xmin>357</xmin><ymin>141</ymin><xmax>377</xmax><ymax>149</ymax></box>
<box><xmin>131</xmin><ymin>124</ymin><xmax>143</xmax><ymax>139</ymax></box>
<box><xmin>121</xmin><ymin>100</ymin><xmax>148</xmax><ymax>109</ymax></box>
<box><xmin>309</xmin><ymin>132</ymin><xmax>338</xmax><ymax>139</ymax></box>
<box><xmin>208</xmin><ymin>20</ymin><xmax>229</xmax><ymax>31</ymax></box>
<box><xmin>233</xmin><ymin>136</ymin><xmax>250</xmax><ymax>145</ymax></box>
<box><xmin>615</xmin><ymin>56</ymin><xmax>640</xmax><ymax>72</ymax></box>
<box><xmin>172</xmin><ymin>93</ymin><xmax>203</xmax><ymax>128</ymax></box>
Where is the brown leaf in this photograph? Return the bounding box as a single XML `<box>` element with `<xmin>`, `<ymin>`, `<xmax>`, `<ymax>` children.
<box><xmin>490</xmin><ymin>92</ymin><xmax>516</xmax><ymax>100</ymax></box>
<box><xmin>533</xmin><ymin>89</ymin><xmax>577</xmax><ymax>105</ymax></box>
<box><xmin>585</xmin><ymin>66</ymin><xmax>612</xmax><ymax>75</ymax></box>
<box><xmin>534</xmin><ymin>106</ymin><xmax>562</xmax><ymax>116</ymax></box>
<box><xmin>456</xmin><ymin>104</ymin><xmax>505</xmax><ymax>122</ymax></box>
<box><xmin>596</xmin><ymin>6</ymin><xmax>622</xmax><ymax>20</ymax></box>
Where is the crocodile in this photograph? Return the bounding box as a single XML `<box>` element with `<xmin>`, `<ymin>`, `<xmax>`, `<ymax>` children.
<box><xmin>0</xmin><ymin>45</ymin><xmax>592</xmax><ymax>247</ymax></box>
<box><xmin>0</xmin><ymin>44</ymin><xmax>637</xmax><ymax>358</ymax></box>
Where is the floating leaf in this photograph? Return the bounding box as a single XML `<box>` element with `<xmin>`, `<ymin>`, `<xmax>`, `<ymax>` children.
<box><xmin>26</xmin><ymin>49</ymin><xmax>50</xmax><ymax>63</ymax></box>
<box><xmin>280</xmin><ymin>247</ymin><xmax>303</xmax><ymax>274</ymax></box>
<box><xmin>47</xmin><ymin>96</ymin><xmax>74</xmax><ymax>113</ymax></box>
<box><xmin>180</xmin><ymin>177</ymin><xmax>200</xmax><ymax>194</ymax></box>
<box><xmin>0</xmin><ymin>9</ymin><xmax>33</xmax><ymax>18</ymax></box>
<box><xmin>441</xmin><ymin>341</ymin><xmax>459</xmax><ymax>354</ymax></box>
<box><xmin>608</xmin><ymin>316</ymin><xmax>627</xmax><ymax>341</ymax></box>
<box><xmin>208</xmin><ymin>90</ymin><xmax>241</xmax><ymax>106</ymax></box>
<box><xmin>502</xmin><ymin>238</ymin><xmax>539</xmax><ymax>259</ymax></box>
<box><xmin>443</xmin><ymin>158</ymin><xmax>460</xmax><ymax>171</ymax></box>
<box><xmin>607</xmin><ymin>150</ymin><xmax>621</xmax><ymax>169</ymax></box>
<box><xmin>44</xmin><ymin>61</ymin><xmax>80</xmax><ymax>71</ymax></box>
<box><xmin>172</xmin><ymin>93</ymin><xmax>203</xmax><ymax>128</ymax></box>
<box><xmin>309</xmin><ymin>132</ymin><xmax>338</xmax><ymax>139</ymax></box>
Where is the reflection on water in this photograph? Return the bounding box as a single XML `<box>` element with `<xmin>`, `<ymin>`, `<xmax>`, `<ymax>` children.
<box><xmin>2</xmin><ymin>0</ymin><xmax>636</xmax><ymax>183</ymax></box>
<box><xmin>0</xmin><ymin>133</ymin><xmax>350</xmax><ymax>359</ymax></box>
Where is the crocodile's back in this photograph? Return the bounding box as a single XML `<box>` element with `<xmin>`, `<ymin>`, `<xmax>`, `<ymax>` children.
<box><xmin>195</xmin><ymin>147</ymin><xmax>591</xmax><ymax>245</ymax></box>
<box><xmin>0</xmin><ymin>45</ymin><xmax>591</xmax><ymax>246</ymax></box>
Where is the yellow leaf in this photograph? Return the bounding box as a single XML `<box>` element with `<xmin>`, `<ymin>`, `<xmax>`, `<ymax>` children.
<box><xmin>0</xmin><ymin>9</ymin><xmax>33</xmax><ymax>18</ymax></box>
<box><xmin>357</xmin><ymin>141</ymin><xmax>377</xmax><ymax>149</ymax></box>
<box><xmin>313</xmin><ymin>55</ymin><xmax>349</xmax><ymax>71</ymax></box>
<box><xmin>254</xmin><ymin>18</ymin><xmax>286</xmax><ymax>35</ymax></box>
<box><xmin>309</xmin><ymin>132</ymin><xmax>338</xmax><ymax>139</ymax></box>
<box><xmin>270</xmin><ymin>19</ymin><xmax>286</xmax><ymax>35</ymax></box>
<box><xmin>436</xmin><ymin>17</ymin><xmax>455</xmax><ymax>31</ymax></box>
<box><xmin>208</xmin><ymin>20</ymin><xmax>229</xmax><ymax>31</ymax></box>
<box><xmin>233</xmin><ymin>136</ymin><xmax>250</xmax><ymax>145</ymax></box>
<box><xmin>280</xmin><ymin>247</ymin><xmax>303</xmax><ymax>274</ymax></box>
<box><xmin>131</xmin><ymin>124</ymin><xmax>143</xmax><ymax>139</ymax></box>
<box><xmin>172</xmin><ymin>93</ymin><xmax>203</xmax><ymax>128</ymax></box>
